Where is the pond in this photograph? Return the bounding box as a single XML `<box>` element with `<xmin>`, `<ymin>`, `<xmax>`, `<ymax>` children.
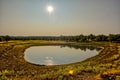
<box><xmin>24</xmin><ymin>45</ymin><xmax>101</xmax><ymax>65</ymax></box>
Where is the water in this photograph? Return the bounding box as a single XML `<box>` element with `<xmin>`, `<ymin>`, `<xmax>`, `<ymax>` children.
<box><xmin>24</xmin><ymin>45</ymin><xmax>101</xmax><ymax>65</ymax></box>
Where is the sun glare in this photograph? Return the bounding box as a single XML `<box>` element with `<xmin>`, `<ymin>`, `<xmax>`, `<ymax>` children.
<box><xmin>47</xmin><ymin>5</ymin><xmax>54</xmax><ymax>14</ymax></box>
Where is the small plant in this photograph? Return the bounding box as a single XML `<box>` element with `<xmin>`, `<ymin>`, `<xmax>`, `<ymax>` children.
<box><xmin>0</xmin><ymin>70</ymin><xmax>10</xmax><ymax>80</ymax></box>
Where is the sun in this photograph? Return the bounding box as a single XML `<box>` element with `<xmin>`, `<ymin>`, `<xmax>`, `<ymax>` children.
<box><xmin>46</xmin><ymin>5</ymin><xmax>54</xmax><ymax>14</ymax></box>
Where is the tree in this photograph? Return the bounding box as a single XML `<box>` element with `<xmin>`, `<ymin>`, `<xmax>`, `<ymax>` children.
<box><xmin>95</xmin><ymin>35</ymin><xmax>107</xmax><ymax>41</ymax></box>
<box><xmin>108</xmin><ymin>34</ymin><xmax>115</xmax><ymax>42</ymax></box>
<box><xmin>88</xmin><ymin>34</ymin><xmax>95</xmax><ymax>41</ymax></box>
<box><xmin>0</xmin><ymin>36</ymin><xmax>5</xmax><ymax>41</ymax></box>
<box><xmin>4</xmin><ymin>35</ymin><xmax>11</xmax><ymax>42</ymax></box>
<box><xmin>108</xmin><ymin>34</ymin><xmax>120</xmax><ymax>42</ymax></box>
<box><xmin>74</xmin><ymin>36</ymin><xmax>80</xmax><ymax>42</ymax></box>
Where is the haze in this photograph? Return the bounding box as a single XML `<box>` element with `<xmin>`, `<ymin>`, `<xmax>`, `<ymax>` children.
<box><xmin>0</xmin><ymin>0</ymin><xmax>120</xmax><ymax>36</ymax></box>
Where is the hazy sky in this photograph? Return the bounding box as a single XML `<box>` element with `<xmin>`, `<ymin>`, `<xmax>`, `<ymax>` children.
<box><xmin>0</xmin><ymin>0</ymin><xmax>120</xmax><ymax>36</ymax></box>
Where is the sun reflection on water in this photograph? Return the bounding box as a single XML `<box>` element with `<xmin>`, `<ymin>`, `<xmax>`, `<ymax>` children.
<box><xmin>44</xmin><ymin>56</ymin><xmax>54</xmax><ymax>65</ymax></box>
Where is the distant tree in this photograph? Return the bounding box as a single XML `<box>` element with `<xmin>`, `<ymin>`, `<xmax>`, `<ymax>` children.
<box><xmin>78</xmin><ymin>34</ymin><xmax>84</xmax><ymax>42</ymax></box>
<box><xmin>95</xmin><ymin>35</ymin><xmax>107</xmax><ymax>41</ymax></box>
<box><xmin>74</xmin><ymin>36</ymin><xmax>80</xmax><ymax>42</ymax></box>
<box><xmin>4</xmin><ymin>35</ymin><xmax>11</xmax><ymax>42</ymax></box>
<box><xmin>108</xmin><ymin>34</ymin><xmax>120</xmax><ymax>42</ymax></box>
<box><xmin>2</xmin><ymin>34</ymin><xmax>119</xmax><ymax>42</ymax></box>
<box><xmin>88</xmin><ymin>34</ymin><xmax>96</xmax><ymax>41</ymax></box>
<box><xmin>108</xmin><ymin>34</ymin><xmax>115</xmax><ymax>42</ymax></box>
<box><xmin>101</xmin><ymin>35</ymin><xmax>108</xmax><ymax>41</ymax></box>
<box><xmin>0</xmin><ymin>36</ymin><xmax>5</xmax><ymax>41</ymax></box>
<box><xmin>81</xmin><ymin>36</ymin><xmax>87</xmax><ymax>42</ymax></box>
<box><xmin>115</xmin><ymin>34</ymin><xmax>120</xmax><ymax>42</ymax></box>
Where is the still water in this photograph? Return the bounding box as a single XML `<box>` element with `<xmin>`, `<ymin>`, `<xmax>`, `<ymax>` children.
<box><xmin>24</xmin><ymin>45</ymin><xmax>101</xmax><ymax>65</ymax></box>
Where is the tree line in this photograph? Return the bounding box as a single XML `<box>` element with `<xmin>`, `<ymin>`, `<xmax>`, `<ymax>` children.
<box><xmin>0</xmin><ymin>34</ymin><xmax>120</xmax><ymax>42</ymax></box>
